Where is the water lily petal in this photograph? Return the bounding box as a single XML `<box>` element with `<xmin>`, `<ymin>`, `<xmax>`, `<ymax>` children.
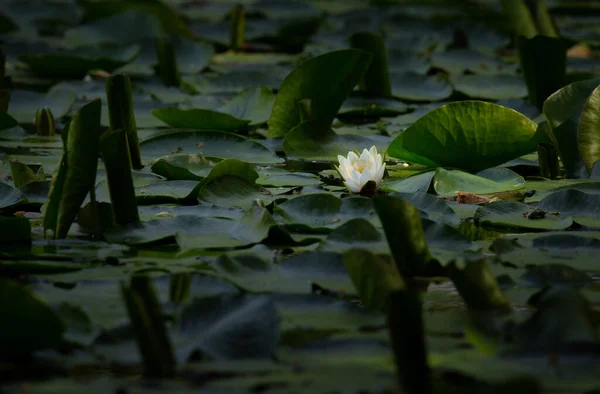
<box><xmin>375</xmin><ymin>163</ymin><xmax>386</xmax><ymax>185</ymax></box>
<box><xmin>344</xmin><ymin>180</ymin><xmax>361</xmax><ymax>193</ymax></box>
<box><xmin>347</xmin><ymin>151</ymin><xmax>359</xmax><ymax>163</ymax></box>
<box><xmin>369</xmin><ymin>145</ymin><xmax>378</xmax><ymax>158</ymax></box>
<box><xmin>359</xmin><ymin>168</ymin><xmax>373</xmax><ymax>187</ymax></box>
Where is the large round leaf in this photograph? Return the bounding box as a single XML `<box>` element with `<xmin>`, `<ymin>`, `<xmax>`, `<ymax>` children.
<box><xmin>140</xmin><ymin>130</ymin><xmax>283</xmax><ymax>165</ymax></box>
<box><xmin>267</xmin><ymin>49</ymin><xmax>373</xmax><ymax>138</ymax></box>
<box><xmin>386</xmin><ymin>101</ymin><xmax>542</xmax><ymax>172</ymax></box>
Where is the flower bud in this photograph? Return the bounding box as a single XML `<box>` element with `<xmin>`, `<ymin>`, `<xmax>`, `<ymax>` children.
<box><xmin>35</xmin><ymin>107</ymin><xmax>56</xmax><ymax>136</ymax></box>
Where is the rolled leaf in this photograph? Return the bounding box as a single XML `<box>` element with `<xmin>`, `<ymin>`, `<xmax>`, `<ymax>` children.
<box><xmin>99</xmin><ymin>129</ymin><xmax>140</xmax><ymax>227</ymax></box>
<box><xmin>343</xmin><ymin>249</ymin><xmax>405</xmax><ymax>312</ymax></box>
<box><xmin>229</xmin><ymin>4</ymin><xmax>245</xmax><ymax>51</ymax></box>
<box><xmin>154</xmin><ymin>36</ymin><xmax>181</xmax><ymax>87</ymax></box>
<box><xmin>43</xmin><ymin>99</ymin><xmax>102</xmax><ymax>239</ymax></box>
<box><xmin>373</xmin><ymin>196</ymin><xmax>431</xmax><ymax>277</ymax></box>
<box><xmin>10</xmin><ymin>161</ymin><xmax>44</xmax><ymax>188</ymax></box>
<box><xmin>106</xmin><ymin>74</ymin><xmax>143</xmax><ymax>169</ymax></box>
<box><xmin>388</xmin><ymin>289</ymin><xmax>433</xmax><ymax>394</ymax></box>
<box><xmin>447</xmin><ymin>259</ymin><xmax>512</xmax><ymax>312</ymax></box>
<box><xmin>121</xmin><ymin>275</ymin><xmax>176</xmax><ymax>377</ymax></box>
<box><xmin>518</xmin><ymin>35</ymin><xmax>567</xmax><ymax>110</ymax></box>
<box><xmin>349</xmin><ymin>31</ymin><xmax>392</xmax><ymax>97</ymax></box>
<box><xmin>35</xmin><ymin>107</ymin><xmax>56</xmax><ymax>136</ymax></box>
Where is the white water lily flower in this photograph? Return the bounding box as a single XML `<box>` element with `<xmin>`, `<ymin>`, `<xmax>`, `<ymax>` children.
<box><xmin>337</xmin><ymin>146</ymin><xmax>386</xmax><ymax>193</ymax></box>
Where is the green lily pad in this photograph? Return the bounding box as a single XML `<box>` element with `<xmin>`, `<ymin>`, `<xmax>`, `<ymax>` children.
<box><xmin>273</xmin><ymin>193</ymin><xmax>376</xmax><ymax>231</ymax></box>
<box><xmin>451</xmin><ymin>74</ymin><xmax>528</xmax><ymax>100</ymax></box>
<box><xmin>282</xmin><ymin>120</ymin><xmax>389</xmax><ymax>161</ymax></box>
<box><xmin>8</xmin><ymin>88</ymin><xmax>76</xmax><ymax>124</ymax></box>
<box><xmin>433</xmin><ymin>167</ymin><xmax>526</xmax><ymax>197</ymax></box>
<box><xmin>256</xmin><ymin>167</ymin><xmax>321</xmax><ymax>187</ymax></box>
<box><xmin>387</xmin><ymin>101</ymin><xmax>544</xmax><ymax>172</ymax></box>
<box><xmin>140</xmin><ymin>130</ymin><xmax>283</xmax><ymax>165</ymax></box>
<box><xmin>390</xmin><ymin>192</ymin><xmax>460</xmax><ymax>227</ymax></box>
<box><xmin>105</xmin><ymin>207</ymin><xmax>273</xmax><ymax>248</ymax></box>
<box><xmin>474</xmin><ymin>200</ymin><xmax>573</xmax><ymax>230</ymax></box>
<box><xmin>151</xmin><ymin>108</ymin><xmax>251</xmax><ymax>131</ymax></box>
<box><xmin>176</xmin><ymin>206</ymin><xmax>276</xmax><ymax>250</ymax></box>
<box><xmin>382</xmin><ymin>171</ymin><xmax>435</xmax><ymax>194</ymax></box>
<box><xmin>18</xmin><ymin>45</ymin><xmax>141</xmax><ymax>78</ymax></box>
<box><xmin>431</xmin><ymin>49</ymin><xmax>517</xmax><ymax>75</ymax></box>
<box><xmin>390</xmin><ymin>72</ymin><xmax>453</xmax><ymax>102</ymax></box>
<box><xmin>338</xmin><ymin>96</ymin><xmax>410</xmax><ymax>118</ymax></box>
<box><xmin>150</xmin><ymin>154</ymin><xmax>219</xmax><ymax>180</ymax></box>
<box><xmin>217</xmin><ymin>86</ymin><xmax>276</xmax><ymax>126</ymax></box>
<box><xmin>196</xmin><ymin>175</ymin><xmax>277</xmax><ymax>210</ymax></box>
<box><xmin>184</xmin><ymin>67</ymin><xmax>289</xmax><ymax>94</ymax></box>
<box><xmin>151</xmin><ymin>86</ymin><xmax>276</xmax><ymax>130</ymax></box>
<box><xmin>535</xmin><ymin>189</ymin><xmax>600</xmax><ymax>228</ymax></box>
<box><xmin>318</xmin><ymin>218</ymin><xmax>388</xmax><ymax>254</ymax></box>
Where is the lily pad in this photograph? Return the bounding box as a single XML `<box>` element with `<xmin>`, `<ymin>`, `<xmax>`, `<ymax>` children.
<box><xmin>433</xmin><ymin>167</ymin><xmax>526</xmax><ymax>197</ymax></box>
<box><xmin>151</xmin><ymin>108</ymin><xmax>251</xmax><ymax>131</ymax></box>
<box><xmin>18</xmin><ymin>45</ymin><xmax>141</xmax><ymax>78</ymax></box>
<box><xmin>451</xmin><ymin>74</ymin><xmax>528</xmax><ymax>100</ymax></box>
<box><xmin>282</xmin><ymin>120</ymin><xmax>389</xmax><ymax>161</ymax></box>
<box><xmin>8</xmin><ymin>88</ymin><xmax>76</xmax><ymax>124</ymax></box>
<box><xmin>273</xmin><ymin>193</ymin><xmax>376</xmax><ymax>231</ymax></box>
<box><xmin>535</xmin><ymin>189</ymin><xmax>600</xmax><ymax>228</ymax></box>
<box><xmin>474</xmin><ymin>200</ymin><xmax>573</xmax><ymax>230</ymax></box>
<box><xmin>140</xmin><ymin>130</ymin><xmax>283</xmax><ymax>165</ymax></box>
<box><xmin>387</xmin><ymin>101</ymin><xmax>544</xmax><ymax>172</ymax></box>
<box><xmin>390</xmin><ymin>72</ymin><xmax>453</xmax><ymax>102</ymax></box>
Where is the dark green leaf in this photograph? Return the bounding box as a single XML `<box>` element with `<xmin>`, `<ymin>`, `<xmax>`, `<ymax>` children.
<box><xmin>99</xmin><ymin>129</ymin><xmax>140</xmax><ymax>227</ymax></box>
<box><xmin>517</xmin><ymin>35</ymin><xmax>567</xmax><ymax>110</ymax></box>
<box><xmin>151</xmin><ymin>107</ymin><xmax>250</xmax><ymax>131</ymax></box>
<box><xmin>0</xmin><ymin>278</ymin><xmax>65</xmax><ymax>353</ymax></box>
<box><xmin>268</xmin><ymin>49</ymin><xmax>372</xmax><ymax>137</ymax></box>
<box><xmin>44</xmin><ymin>99</ymin><xmax>102</xmax><ymax>239</ymax></box>
<box><xmin>349</xmin><ymin>32</ymin><xmax>392</xmax><ymax>97</ymax></box>
<box><xmin>106</xmin><ymin>74</ymin><xmax>143</xmax><ymax>169</ymax></box>
<box><xmin>373</xmin><ymin>196</ymin><xmax>431</xmax><ymax>277</ymax></box>
<box><xmin>343</xmin><ymin>249</ymin><xmax>404</xmax><ymax>312</ymax></box>
<box><xmin>387</xmin><ymin>101</ymin><xmax>542</xmax><ymax>172</ymax></box>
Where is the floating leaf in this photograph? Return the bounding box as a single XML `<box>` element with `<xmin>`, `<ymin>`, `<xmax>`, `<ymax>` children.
<box><xmin>433</xmin><ymin>167</ymin><xmax>525</xmax><ymax>197</ymax></box>
<box><xmin>475</xmin><ymin>200</ymin><xmax>573</xmax><ymax>230</ymax></box>
<box><xmin>140</xmin><ymin>130</ymin><xmax>283</xmax><ymax>165</ymax></box>
<box><xmin>283</xmin><ymin>120</ymin><xmax>389</xmax><ymax>161</ymax></box>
